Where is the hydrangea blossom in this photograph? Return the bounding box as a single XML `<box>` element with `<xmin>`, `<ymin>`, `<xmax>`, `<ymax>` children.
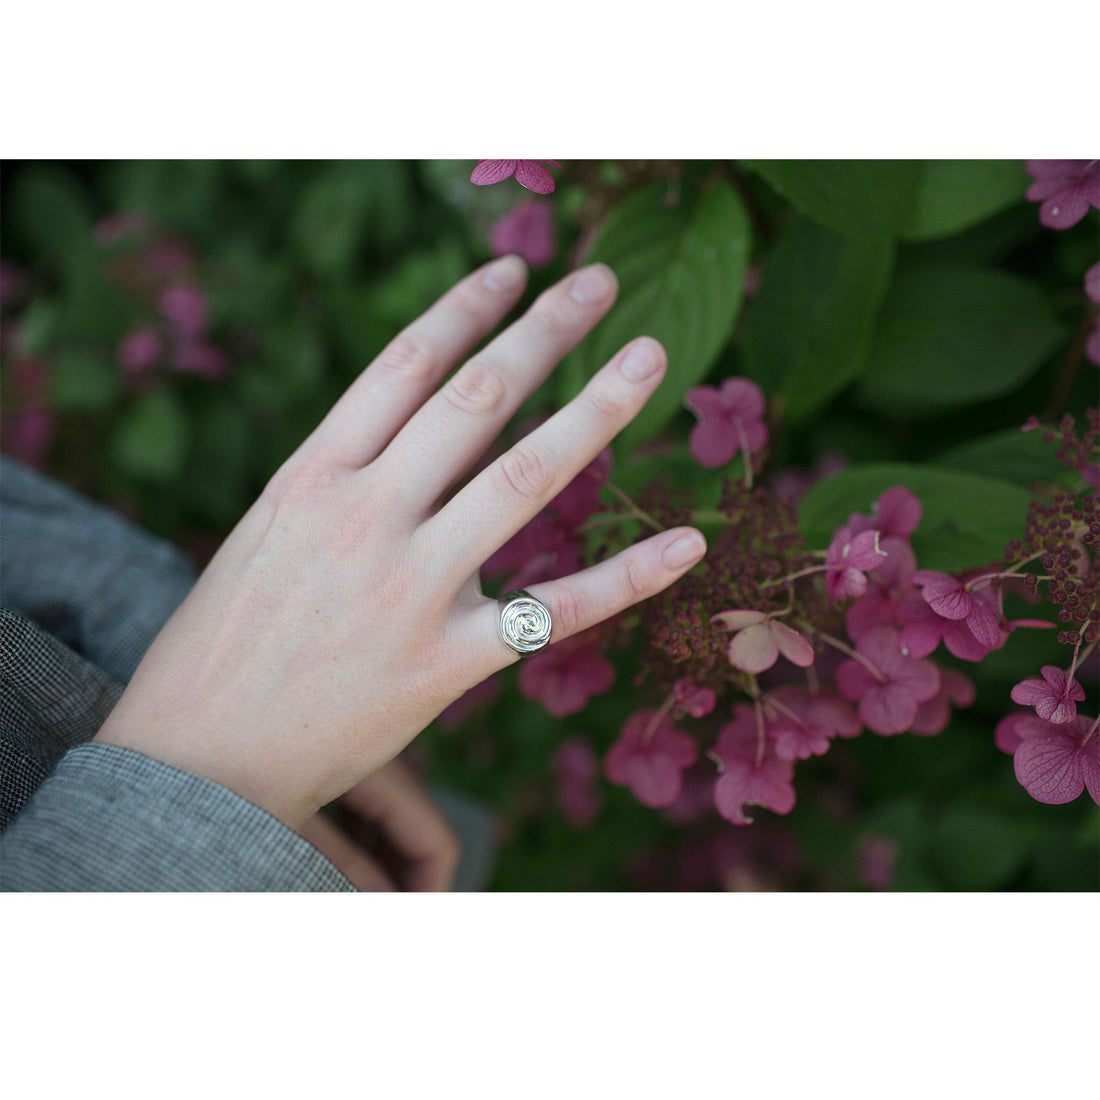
<box><xmin>518</xmin><ymin>629</ymin><xmax>615</xmax><ymax>717</ymax></box>
<box><xmin>710</xmin><ymin>704</ymin><xmax>796</xmax><ymax>824</ymax></box>
<box><xmin>471</xmin><ymin>160</ymin><xmax>562</xmax><ymax>194</ymax></box>
<box><xmin>605</xmin><ymin>708</ymin><xmax>697</xmax><ymax>807</ymax></box>
<box><xmin>909</xmin><ymin>569</ymin><xmax>1006</xmax><ymax>650</ymax></box>
<box><xmin>1025</xmin><ymin>160</ymin><xmax>1100</xmax><ymax>230</ymax></box>
<box><xmin>711</xmin><ymin>609</ymin><xmax>814</xmax><ymax>674</ymax></box>
<box><xmin>552</xmin><ymin>736</ymin><xmax>602</xmax><ymax>828</ymax></box>
<box><xmin>672</xmin><ymin>677</ymin><xmax>716</xmax><ymax>718</ymax></box>
<box><xmin>835</xmin><ymin>625</ymin><xmax>940</xmax><ymax>735</ymax></box>
<box><xmin>845</xmin><ymin>485</ymin><xmax>923</xmax><ymax>540</ymax></box>
<box><xmin>1010</xmin><ymin>714</ymin><xmax>1100</xmax><ymax>805</ymax></box>
<box><xmin>683</xmin><ymin>377</ymin><xmax>768</xmax><ymax>469</ymax></box>
<box><xmin>911</xmin><ymin>667</ymin><xmax>976</xmax><ymax>735</ymax></box>
<box><xmin>1010</xmin><ymin>665</ymin><xmax>1086</xmax><ymax>725</ymax></box>
<box><xmin>824</xmin><ymin>527</ymin><xmax>888</xmax><ymax>601</ymax></box>
<box><xmin>489</xmin><ymin>199</ymin><xmax>556</xmax><ymax>268</ymax></box>
<box><xmin>763</xmin><ymin>686</ymin><xmax>860</xmax><ymax>760</ymax></box>
<box><xmin>1086</xmin><ymin>261</ymin><xmax>1100</xmax><ymax>367</ymax></box>
<box><xmin>117</xmin><ymin>326</ymin><xmax>163</xmax><ymax>377</ymax></box>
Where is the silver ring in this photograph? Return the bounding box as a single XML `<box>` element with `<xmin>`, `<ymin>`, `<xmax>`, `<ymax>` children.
<box><xmin>498</xmin><ymin>589</ymin><xmax>552</xmax><ymax>656</ymax></box>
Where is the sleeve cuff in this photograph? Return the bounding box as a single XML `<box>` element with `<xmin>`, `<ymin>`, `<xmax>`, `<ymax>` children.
<box><xmin>0</xmin><ymin>743</ymin><xmax>356</xmax><ymax>892</ymax></box>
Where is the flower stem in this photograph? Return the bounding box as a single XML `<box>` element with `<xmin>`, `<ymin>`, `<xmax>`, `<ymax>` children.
<box><xmin>800</xmin><ymin>623</ymin><xmax>886</xmax><ymax>683</ymax></box>
<box><xmin>642</xmin><ymin>692</ymin><xmax>677</xmax><ymax>745</ymax></box>
<box><xmin>753</xmin><ymin>699</ymin><xmax>766</xmax><ymax>768</ymax></box>
<box><xmin>603</xmin><ymin>480</ymin><xmax>664</xmax><ymax>534</ymax></box>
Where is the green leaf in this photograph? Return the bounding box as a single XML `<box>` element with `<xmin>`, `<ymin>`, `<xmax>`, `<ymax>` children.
<box><xmin>50</xmin><ymin>350</ymin><xmax>121</xmax><ymax>411</ymax></box>
<box><xmin>557</xmin><ymin>180</ymin><xmax>752</xmax><ymax>453</ymax></box>
<box><xmin>291</xmin><ymin>163</ymin><xmax>375</xmax><ymax>275</ymax></box>
<box><xmin>929</xmin><ymin>806</ymin><xmax>1037</xmax><ymax>889</ymax></box>
<box><xmin>933</xmin><ymin>427</ymin><xmax>1068</xmax><ymax>487</ymax></box>
<box><xmin>16</xmin><ymin>299</ymin><xmax>62</xmax><ymax>356</ymax></box>
<box><xmin>741</xmin><ymin>216</ymin><xmax>895</xmax><ymax>422</ymax></box>
<box><xmin>9</xmin><ymin>166</ymin><xmax>94</xmax><ymax>263</ymax></box>
<box><xmin>798</xmin><ymin>462</ymin><xmax>1033</xmax><ymax>572</ymax></box>
<box><xmin>108</xmin><ymin>160</ymin><xmax>222</xmax><ymax>232</ymax></box>
<box><xmin>858</xmin><ymin>264</ymin><xmax>1064</xmax><ymax>414</ymax></box>
<box><xmin>111</xmin><ymin>390</ymin><xmax>190</xmax><ymax>483</ymax></box>
<box><xmin>903</xmin><ymin>160</ymin><xmax>1029</xmax><ymax>241</ymax></box>
<box><xmin>746</xmin><ymin>160</ymin><xmax>924</xmax><ymax>238</ymax></box>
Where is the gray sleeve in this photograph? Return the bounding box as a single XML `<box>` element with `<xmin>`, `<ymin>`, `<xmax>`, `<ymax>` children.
<box><xmin>0</xmin><ymin>743</ymin><xmax>356</xmax><ymax>892</ymax></box>
<box><xmin>0</xmin><ymin>456</ymin><xmax>196</xmax><ymax>685</ymax></box>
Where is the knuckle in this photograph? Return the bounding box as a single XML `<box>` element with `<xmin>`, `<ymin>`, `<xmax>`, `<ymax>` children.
<box><xmin>443</xmin><ymin>359</ymin><xmax>506</xmax><ymax>416</ymax></box>
<box><xmin>374</xmin><ymin>332</ymin><xmax>433</xmax><ymax>381</ymax></box>
<box><xmin>496</xmin><ymin>444</ymin><xmax>555</xmax><ymax>504</ymax></box>
<box><xmin>586</xmin><ymin>379</ymin><xmax>630</xmax><ymax>420</ymax></box>
<box><xmin>622</xmin><ymin>554</ymin><xmax>650</xmax><ymax>604</ymax></box>
<box><xmin>549</xmin><ymin>584</ymin><xmax>588</xmax><ymax>639</ymax></box>
<box><xmin>528</xmin><ymin>297</ymin><xmax>573</xmax><ymax>344</ymax></box>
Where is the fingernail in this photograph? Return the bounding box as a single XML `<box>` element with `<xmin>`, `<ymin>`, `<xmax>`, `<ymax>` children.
<box><xmin>570</xmin><ymin>263</ymin><xmax>616</xmax><ymax>304</ymax></box>
<box><xmin>620</xmin><ymin>339</ymin><xmax>662</xmax><ymax>382</ymax></box>
<box><xmin>662</xmin><ymin>531</ymin><xmax>706</xmax><ymax>570</ymax></box>
<box><xmin>483</xmin><ymin>255</ymin><xmax>525</xmax><ymax>291</ymax></box>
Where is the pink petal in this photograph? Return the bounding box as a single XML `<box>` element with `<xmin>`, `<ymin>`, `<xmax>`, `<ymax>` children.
<box><xmin>965</xmin><ymin>597</ymin><xmax>1003</xmax><ymax>648</ymax></box>
<box><xmin>684</xmin><ymin>384</ymin><xmax>726</xmax><ymax>419</ymax></box>
<box><xmin>471</xmin><ymin>160</ymin><xmax>517</xmax><ymax>186</ymax></box>
<box><xmin>942</xmin><ymin>617</ymin><xmax>996</xmax><ymax>662</ymax></box>
<box><xmin>915</xmin><ymin>571</ymin><xmax>970</xmax><ymax>620</ymax></box>
<box><xmin>719</xmin><ymin>377</ymin><xmax>767</xmax><ymax>420</ymax></box>
<box><xmin>728</xmin><ymin>623</ymin><xmax>780</xmax><ymax>673</ymax></box>
<box><xmin>859</xmin><ymin>684</ymin><xmax>919</xmax><ymax>735</ymax></box>
<box><xmin>513</xmin><ymin>160</ymin><xmax>557</xmax><ymax>194</ymax></box>
<box><xmin>688</xmin><ymin>415</ymin><xmax>739</xmax><ymax>468</ymax></box>
<box><xmin>1014</xmin><ymin>730</ymin><xmax>1085</xmax><ymax>804</ymax></box>
<box><xmin>1085</xmin><ymin>262</ymin><xmax>1100</xmax><ymax>305</ymax></box>
<box><xmin>772</xmin><ymin>621</ymin><xmax>815</xmax><ymax>667</ymax></box>
<box><xmin>1010</xmin><ymin>677</ymin><xmax>1050</xmax><ymax>707</ymax></box>
<box><xmin>714</xmin><ymin>757</ymin><xmax>796</xmax><ymax>825</ymax></box>
<box><xmin>874</xmin><ymin>487</ymin><xmax>922</xmax><ymax>538</ymax></box>
<box><xmin>847</xmin><ymin>530</ymin><xmax>888</xmax><ymax>571</ymax></box>
<box><xmin>836</xmin><ymin>659</ymin><xmax>878</xmax><ymax>701</ymax></box>
<box><xmin>711</xmin><ymin>609</ymin><xmax>767</xmax><ymax>631</ymax></box>
<box><xmin>1040</xmin><ymin>189</ymin><xmax>1089</xmax><ymax>230</ymax></box>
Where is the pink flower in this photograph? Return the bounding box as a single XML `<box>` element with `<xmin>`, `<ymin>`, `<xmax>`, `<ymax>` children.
<box><xmin>896</xmin><ymin>584</ymin><xmax>1004</xmax><ymax>662</ymax></box>
<box><xmin>1087</xmin><ymin>262</ymin><xmax>1100</xmax><ymax>304</ymax></box>
<box><xmin>763</xmin><ymin>686</ymin><xmax>860</xmax><ymax>761</ymax></box>
<box><xmin>995</xmin><ymin>711</ymin><xmax>1033</xmax><ymax>754</ymax></box>
<box><xmin>117</xmin><ymin>326</ymin><xmax>163</xmax><ymax>377</ymax></box>
<box><xmin>1011</xmin><ymin>714</ymin><xmax>1100</xmax><ymax>806</ymax></box>
<box><xmin>1086</xmin><ymin>263</ymin><xmax>1100</xmax><ymax>367</ymax></box>
<box><xmin>605</xmin><ymin>708</ymin><xmax>697</xmax><ymax>808</ymax></box>
<box><xmin>910</xmin><ymin>667</ymin><xmax>976</xmax><ymax>735</ymax></box>
<box><xmin>552</xmin><ymin>736</ymin><xmax>602</xmax><ymax>828</ymax></box>
<box><xmin>858</xmin><ymin>835</ymin><xmax>899</xmax><ymax>890</ymax></box>
<box><xmin>684</xmin><ymin>377</ymin><xmax>768</xmax><ymax>469</ymax></box>
<box><xmin>711</xmin><ymin>609</ymin><xmax>814</xmax><ymax>674</ymax></box>
<box><xmin>846</xmin><ymin>486</ymin><xmax>923</xmax><ymax>540</ymax></box>
<box><xmin>158</xmin><ymin>284</ymin><xmax>208</xmax><ymax>337</ymax></box>
<box><xmin>711</xmin><ymin>703</ymin><xmax>796</xmax><ymax>825</ymax></box>
<box><xmin>1010</xmin><ymin>665</ymin><xmax>1087</xmax><ymax>725</ymax></box>
<box><xmin>672</xmin><ymin>678</ymin><xmax>717</xmax><ymax>719</ymax></box>
<box><xmin>3</xmin><ymin>407</ymin><xmax>54</xmax><ymax>469</ymax></box>
<box><xmin>911</xmin><ymin>569</ymin><xmax>1004</xmax><ymax>649</ymax></box>
<box><xmin>482</xmin><ymin>512</ymin><xmax>583</xmax><ymax>591</ymax></box>
<box><xmin>1025</xmin><ymin>160</ymin><xmax>1100</xmax><ymax>230</ymax></box>
<box><xmin>489</xmin><ymin>199</ymin><xmax>557</xmax><ymax>268</ymax></box>
<box><xmin>549</xmin><ymin>447</ymin><xmax>611</xmax><ymax>528</ymax></box>
<box><xmin>171</xmin><ymin>340</ymin><xmax>230</xmax><ymax>381</ymax></box>
<box><xmin>824</xmin><ymin>527</ymin><xmax>888</xmax><ymax>601</ymax></box>
<box><xmin>471</xmin><ymin>160</ymin><xmax>562</xmax><ymax>195</ymax></box>
<box><xmin>518</xmin><ymin>630</ymin><xmax>615</xmax><ymax>717</ymax></box>
<box><xmin>835</xmin><ymin>626</ymin><xmax>941</xmax><ymax>735</ymax></box>
<box><xmin>846</xmin><ymin>536</ymin><xmax>917</xmax><ymax>641</ymax></box>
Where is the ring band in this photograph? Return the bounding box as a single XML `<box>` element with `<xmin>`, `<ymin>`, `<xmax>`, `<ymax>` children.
<box><xmin>498</xmin><ymin>589</ymin><xmax>552</xmax><ymax>656</ymax></box>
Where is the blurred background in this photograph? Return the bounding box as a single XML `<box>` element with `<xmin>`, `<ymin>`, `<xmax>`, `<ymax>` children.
<box><xmin>1</xmin><ymin>159</ymin><xmax>1096</xmax><ymax>890</ymax></box>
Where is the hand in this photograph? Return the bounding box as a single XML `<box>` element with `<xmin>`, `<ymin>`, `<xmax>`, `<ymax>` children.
<box><xmin>94</xmin><ymin>255</ymin><xmax>708</xmax><ymax>829</ymax></box>
<box><xmin>296</xmin><ymin>758</ymin><xmax>460</xmax><ymax>891</ymax></box>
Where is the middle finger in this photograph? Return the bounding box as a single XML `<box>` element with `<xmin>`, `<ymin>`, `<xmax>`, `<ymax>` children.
<box><xmin>369</xmin><ymin>263</ymin><xmax>619</xmax><ymax>515</ymax></box>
